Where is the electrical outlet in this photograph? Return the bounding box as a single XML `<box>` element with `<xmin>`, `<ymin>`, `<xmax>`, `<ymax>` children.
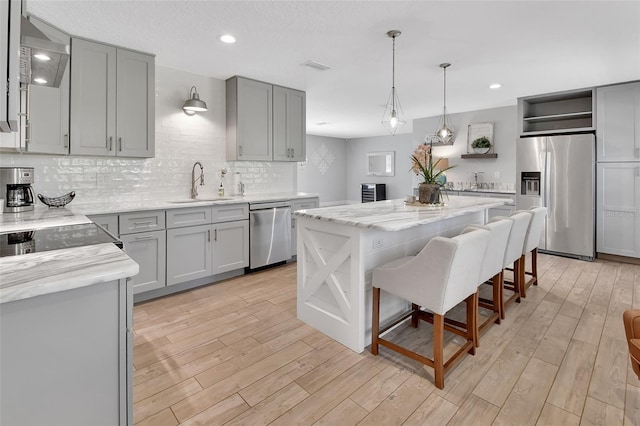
<box><xmin>494</xmin><ymin>171</ymin><xmax>500</xmax><ymax>179</ymax></box>
<box><xmin>372</xmin><ymin>239</ymin><xmax>383</xmax><ymax>249</ymax></box>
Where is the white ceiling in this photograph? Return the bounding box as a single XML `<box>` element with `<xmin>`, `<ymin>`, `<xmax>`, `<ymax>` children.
<box><xmin>27</xmin><ymin>0</ymin><xmax>640</xmax><ymax>139</ymax></box>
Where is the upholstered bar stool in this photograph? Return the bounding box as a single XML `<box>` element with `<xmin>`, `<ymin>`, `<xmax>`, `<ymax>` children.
<box><xmin>462</xmin><ymin>218</ymin><xmax>513</xmax><ymax>344</ymax></box>
<box><xmin>496</xmin><ymin>211</ymin><xmax>532</xmax><ymax>318</ymax></box>
<box><xmin>624</xmin><ymin>309</ymin><xmax>640</xmax><ymax>380</ymax></box>
<box><xmin>519</xmin><ymin>206</ymin><xmax>547</xmax><ymax>298</ymax></box>
<box><xmin>371</xmin><ymin>228</ymin><xmax>490</xmax><ymax>389</ymax></box>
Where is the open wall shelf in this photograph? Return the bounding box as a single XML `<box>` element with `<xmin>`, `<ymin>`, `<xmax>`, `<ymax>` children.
<box><xmin>518</xmin><ymin>88</ymin><xmax>595</xmax><ymax>136</ymax></box>
<box><xmin>461</xmin><ymin>153</ymin><xmax>498</xmax><ymax>159</ymax></box>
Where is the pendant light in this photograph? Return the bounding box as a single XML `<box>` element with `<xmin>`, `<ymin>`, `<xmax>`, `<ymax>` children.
<box><xmin>381</xmin><ymin>30</ymin><xmax>405</xmax><ymax>135</ymax></box>
<box><xmin>434</xmin><ymin>63</ymin><xmax>455</xmax><ymax>144</ymax></box>
<box><xmin>182</xmin><ymin>86</ymin><xmax>208</xmax><ymax>115</ymax></box>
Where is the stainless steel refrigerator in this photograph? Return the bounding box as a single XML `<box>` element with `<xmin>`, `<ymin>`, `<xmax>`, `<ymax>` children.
<box><xmin>516</xmin><ymin>134</ymin><xmax>595</xmax><ymax>260</ymax></box>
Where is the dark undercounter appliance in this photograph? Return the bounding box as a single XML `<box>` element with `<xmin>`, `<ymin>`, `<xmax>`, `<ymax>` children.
<box><xmin>248</xmin><ymin>201</ymin><xmax>291</xmax><ymax>270</ymax></box>
<box><xmin>516</xmin><ymin>133</ymin><xmax>595</xmax><ymax>260</ymax></box>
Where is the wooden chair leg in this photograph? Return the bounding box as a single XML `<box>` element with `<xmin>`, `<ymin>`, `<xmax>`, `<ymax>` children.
<box><xmin>513</xmin><ymin>256</ymin><xmax>527</xmax><ymax>303</ymax></box>
<box><xmin>532</xmin><ymin>248</ymin><xmax>538</xmax><ymax>285</ymax></box>
<box><xmin>492</xmin><ymin>273</ymin><xmax>502</xmax><ymax>324</ymax></box>
<box><xmin>518</xmin><ymin>255</ymin><xmax>527</xmax><ymax>298</ymax></box>
<box><xmin>371</xmin><ymin>287</ymin><xmax>380</xmax><ymax>355</ymax></box>
<box><xmin>411</xmin><ymin>303</ymin><xmax>420</xmax><ymax>328</ymax></box>
<box><xmin>433</xmin><ymin>313</ymin><xmax>444</xmax><ymax>390</ymax></box>
<box><xmin>499</xmin><ymin>270</ymin><xmax>506</xmax><ymax>320</ymax></box>
<box><xmin>467</xmin><ymin>293</ymin><xmax>478</xmax><ymax>351</ymax></box>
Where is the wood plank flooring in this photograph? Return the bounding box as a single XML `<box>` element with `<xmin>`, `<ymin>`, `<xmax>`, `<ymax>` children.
<box><xmin>133</xmin><ymin>254</ymin><xmax>640</xmax><ymax>425</ymax></box>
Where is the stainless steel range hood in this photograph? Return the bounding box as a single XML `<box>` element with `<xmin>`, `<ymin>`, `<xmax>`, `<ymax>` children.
<box><xmin>20</xmin><ymin>16</ymin><xmax>69</xmax><ymax>87</ymax></box>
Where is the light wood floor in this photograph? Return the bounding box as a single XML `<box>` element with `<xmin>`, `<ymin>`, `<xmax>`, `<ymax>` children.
<box><xmin>133</xmin><ymin>254</ymin><xmax>640</xmax><ymax>425</ymax></box>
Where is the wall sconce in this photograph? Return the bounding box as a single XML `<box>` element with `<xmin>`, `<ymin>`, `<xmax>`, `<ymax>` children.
<box><xmin>182</xmin><ymin>86</ymin><xmax>208</xmax><ymax>115</ymax></box>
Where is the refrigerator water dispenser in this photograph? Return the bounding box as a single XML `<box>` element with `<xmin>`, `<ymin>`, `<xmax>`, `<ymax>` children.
<box><xmin>521</xmin><ymin>172</ymin><xmax>541</xmax><ymax>196</ymax></box>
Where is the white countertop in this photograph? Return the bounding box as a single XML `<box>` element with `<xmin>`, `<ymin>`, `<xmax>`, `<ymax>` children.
<box><xmin>293</xmin><ymin>195</ymin><xmax>511</xmax><ymax>231</ymax></box>
<box><xmin>0</xmin><ymin>243</ymin><xmax>139</xmax><ymax>304</ymax></box>
<box><xmin>0</xmin><ymin>207</ymin><xmax>92</xmax><ymax>233</ymax></box>
<box><xmin>65</xmin><ymin>192</ymin><xmax>319</xmax><ymax>216</ymax></box>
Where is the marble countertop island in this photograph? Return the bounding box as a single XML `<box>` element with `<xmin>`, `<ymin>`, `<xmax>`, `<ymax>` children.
<box><xmin>294</xmin><ymin>195</ymin><xmax>511</xmax><ymax>231</ymax></box>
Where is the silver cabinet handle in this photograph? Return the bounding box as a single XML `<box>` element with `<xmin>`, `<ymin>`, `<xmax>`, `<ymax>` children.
<box><xmin>108</xmin><ymin>136</ymin><xmax>113</xmax><ymax>151</ymax></box>
<box><xmin>133</xmin><ymin>220</ymin><xmax>154</xmax><ymax>226</ymax></box>
<box><xmin>239</xmin><ymin>146</ymin><xmax>243</xmax><ymax>157</ymax></box>
<box><xmin>135</xmin><ymin>234</ymin><xmax>154</xmax><ymax>240</ymax></box>
<box><xmin>635</xmin><ymin>147</ymin><xmax>640</xmax><ymax>158</ymax></box>
<box><xmin>636</xmin><ymin>166</ymin><xmax>639</xmax><ymax>177</ymax></box>
<box><xmin>64</xmin><ymin>133</ymin><xmax>69</xmax><ymax>148</ymax></box>
<box><xmin>207</xmin><ymin>229</ymin><xmax>211</xmax><ymax>242</ymax></box>
<box><xmin>291</xmin><ymin>148</ymin><xmax>294</xmax><ymax>158</ymax></box>
<box><xmin>119</xmin><ymin>137</ymin><xmax>122</xmax><ymax>152</ymax></box>
<box><xmin>214</xmin><ymin>229</ymin><xmax>217</xmax><ymax>241</ymax></box>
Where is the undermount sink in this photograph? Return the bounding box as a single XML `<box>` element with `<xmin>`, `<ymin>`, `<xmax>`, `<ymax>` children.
<box><xmin>168</xmin><ymin>197</ymin><xmax>234</xmax><ymax>204</ymax></box>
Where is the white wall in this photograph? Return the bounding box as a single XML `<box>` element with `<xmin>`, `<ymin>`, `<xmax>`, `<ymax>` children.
<box><xmin>412</xmin><ymin>105</ymin><xmax>517</xmax><ymax>189</ymax></box>
<box><xmin>343</xmin><ymin>105</ymin><xmax>518</xmax><ymax>202</ymax></box>
<box><xmin>345</xmin><ymin>133</ymin><xmax>416</xmax><ymax>202</ymax></box>
<box><xmin>0</xmin><ymin>66</ymin><xmax>296</xmax><ymax>206</ymax></box>
<box><xmin>297</xmin><ymin>135</ymin><xmax>348</xmax><ymax>205</ymax></box>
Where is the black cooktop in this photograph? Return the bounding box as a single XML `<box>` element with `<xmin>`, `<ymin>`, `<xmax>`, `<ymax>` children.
<box><xmin>0</xmin><ymin>223</ymin><xmax>122</xmax><ymax>258</ymax></box>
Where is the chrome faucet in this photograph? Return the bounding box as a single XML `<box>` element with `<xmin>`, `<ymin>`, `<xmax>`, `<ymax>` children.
<box><xmin>191</xmin><ymin>162</ymin><xmax>204</xmax><ymax>199</ymax></box>
<box><xmin>239</xmin><ymin>181</ymin><xmax>245</xmax><ymax>196</ymax></box>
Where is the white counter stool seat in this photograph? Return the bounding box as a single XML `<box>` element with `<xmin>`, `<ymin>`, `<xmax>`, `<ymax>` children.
<box><xmin>371</xmin><ymin>228</ymin><xmax>490</xmax><ymax>389</ymax></box>
<box><xmin>496</xmin><ymin>211</ymin><xmax>532</xmax><ymax>317</ymax></box>
<box><xmin>519</xmin><ymin>206</ymin><xmax>547</xmax><ymax>298</ymax></box>
<box><xmin>462</xmin><ymin>218</ymin><xmax>513</xmax><ymax>344</ymax></box>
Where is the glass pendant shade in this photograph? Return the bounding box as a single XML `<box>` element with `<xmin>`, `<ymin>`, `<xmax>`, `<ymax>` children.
<box><xmin>434</xmin><ymin>63</ymin><xmax>455</xmax><ymax>144</ymax></box>
<box><xmin>381</xmin><ymin>30</ymin><xmax>405</xmax><ymax>135</ymax></box>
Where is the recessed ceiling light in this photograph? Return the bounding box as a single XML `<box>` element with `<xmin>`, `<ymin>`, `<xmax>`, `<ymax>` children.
<box><xmin>316</xmin><ymin>122</ymin><xmax>330</xmax><ymax>126</ymax></box>
<box><xmin>302</xmin><ymin>60</ymin><xmax>331</xmax><ymax>71</ymax></box>
<box><xmin>34</xmin><ymin>53</ymin><xmax>51</xmax><ymax>61</ymax></box>
<box><xmin>33</xmin><ymin>77</ymin><xmax>47</xmax><ymax>84</ymax></box>
<box><xmin>489</xmin><ymin>83</ymin><xmax>502</xmax><ymax>89</ymax></box>
<box><xmin>220</xmin><ymin>34</ymin><xmax>236</xmax><ymax>44</ymax></box>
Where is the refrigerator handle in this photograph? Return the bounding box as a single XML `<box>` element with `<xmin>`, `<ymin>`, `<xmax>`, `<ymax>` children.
<box><xmin>544</xmin><ymin>151</ymin><xmax>552</xmax><ymax>212</ymax></box>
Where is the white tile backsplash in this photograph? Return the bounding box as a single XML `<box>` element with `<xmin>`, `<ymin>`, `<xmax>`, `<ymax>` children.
<box><xmin>0</xmin><ymin>66</ymin><xmax>296</xmax><ymax>206</ymax></box>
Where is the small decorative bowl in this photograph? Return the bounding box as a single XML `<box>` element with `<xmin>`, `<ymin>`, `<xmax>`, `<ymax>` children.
<box><xmin>37</xmin><ymin>191</ymin><xmax>76</xmax><ymax>208</ymax></box>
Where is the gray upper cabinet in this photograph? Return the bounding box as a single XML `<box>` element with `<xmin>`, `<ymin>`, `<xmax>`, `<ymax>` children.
<box><xmin>227</xmin><ymin>76</ymin><xmax>305</xmax><ymax>162</ymax></box>
<box><xmin>70</xmin><ymin>38</ymin><xmax>154</xmax><ymax>158</ymax></box>
<box><xmin>273</xmin><ymin>85</ymin><xmax>306</xmax><ymax>162</ymax></box>
<box><xmin>596</xmin><ymin>81</ymin><xmax>640</xmax><ymax>162</ymax></box>
<box><xmin>22</xmin><ymin>16</ymin><xmax>70</xmax><ymax>155</ymax></box>
<box><xmin>227</xmin><ymin>76</ymin><xmax>272</xmax><ymax>161</ymax></box>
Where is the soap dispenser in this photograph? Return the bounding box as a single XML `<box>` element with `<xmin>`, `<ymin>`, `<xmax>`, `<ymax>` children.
<box><xmin>218</xmin><ymin>182</ymin><xmax>224</xmax><ymax>196</ymax></box>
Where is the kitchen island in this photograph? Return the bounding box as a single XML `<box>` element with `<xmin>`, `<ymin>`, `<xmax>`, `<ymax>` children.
<box><xmin>294</xmin><ymin>196</ymin><xmax>510</xmax><ymax>353</ymax></box>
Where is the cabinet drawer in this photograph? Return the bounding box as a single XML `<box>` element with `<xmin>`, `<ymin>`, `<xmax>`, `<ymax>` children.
<box><xmin>212</xmin><ymin>203</ymin><xmax>249</xmax><ymax>223</ymax></box>
<box><xmin>291</xmin><ymin>198</ymin><xmax>319</xmax><ymax>211</ymax></box>
<box><xmin>89</xmin><ymin>214</ymin><xmax>119</xmax><ymax>235</ymax></box>
<box><xmin>119</xmin><ymin>210</ymin><xmax>165</xmax><ymax>234</ymax></box>
<box><xmin>166</xmin><ymin>207</ymin><xmax>212</xmax><ymax>228</ymax></box>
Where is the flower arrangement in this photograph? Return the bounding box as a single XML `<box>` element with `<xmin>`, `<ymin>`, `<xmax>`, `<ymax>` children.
<box><xmin>411</xmin><ymin>143</ymin><xmax>455</xmax><ymax>184</ymax></box>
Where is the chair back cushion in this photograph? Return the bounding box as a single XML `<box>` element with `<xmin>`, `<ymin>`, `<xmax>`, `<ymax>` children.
<box><xmin>472</xmin><ymin>219</ymin><xmax>513</xmax><ymax>283</ymax></box>
<box><xmin>523</xmin><ymin>207</ymin><xmax>547</xmax><ymax>253</ymax></box>
<box><xmin>502</xmin><ymin>212</ymin><xmax>531</xmax><ymax>266</ymax></box>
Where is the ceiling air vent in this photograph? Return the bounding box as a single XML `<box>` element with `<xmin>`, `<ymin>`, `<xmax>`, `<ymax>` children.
<box><xmin>302</xmin><ymin>60</ymin><xmax>331</xmax><ymax>71</ymax></box>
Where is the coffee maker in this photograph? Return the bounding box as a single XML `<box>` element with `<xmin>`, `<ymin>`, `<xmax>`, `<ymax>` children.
<box><xmin>0</xmin><ymin>167</ymin><xmax>35</xmax><ymax>213</ymax></box>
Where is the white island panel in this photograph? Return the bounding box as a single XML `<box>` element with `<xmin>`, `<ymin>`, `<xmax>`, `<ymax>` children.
<box><xmin>296</xmin><ymin>196</ymin><xmax>508</xmax><ymax>353</ymax></box>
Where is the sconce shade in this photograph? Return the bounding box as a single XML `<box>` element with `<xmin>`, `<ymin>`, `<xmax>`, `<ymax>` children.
<box><xmin>435</xmin><ymin>157</ymin><xmax>449</xmax><ymax>170</ymax></box>
<box><xmin>183</xmin><ymin>86</ymin><xmax>208</xmax><ymax>114</ymax></box>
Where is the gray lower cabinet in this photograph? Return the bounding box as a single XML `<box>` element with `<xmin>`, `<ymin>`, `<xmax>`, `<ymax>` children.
<box><xmin>212</xmin><ymin>220</ymin><xmax>249</xmax><ymax>274</ymax></box>
<box><xmin>167</xmin><ymin>223</ymin><xmax>212</xmax><ymax>285</ymax></box>
<box><xmin>120</xmin><ymin>230</ymin><xmax>166</xmax><ymax>293</ymax></box>
<box><xmin>90</xmin><ymin>213</ymin><xmax>119</xmax><ymax>235</ymax></box>
<box><xmin>0</xmin><ymin>279</ymin><xmax>132</xmax><ymax>425</ymax></box>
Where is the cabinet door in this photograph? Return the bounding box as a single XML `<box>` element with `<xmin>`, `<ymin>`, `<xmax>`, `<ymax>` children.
<box><xmin>236</xmin><ymin>78</ymin><xmax>272</xmax><ymax>160</ymax></box>
<box><xmin>273</xmin><ymin>86</ymin><xmax>306</xmax><ymax>161</ymax></box>
<box><xmin>0</xmin><ymin>0</ymin><xmax>20</xmax><ymax>134</ymax></box>
<box><xmin>597</xmin><ymin>163</ymin><xmax>640</xmax><ymax>257</ymax></box>
<box><xmin>166</xmin><ymin>224</ymin><xmax>212</xmax><ymax>285</ymax></box>
<box><xmin>212</xmin><ymin>220</ymin><xmax>249</xmax><ymax>274</ymax></box>
<box><xmin>116</xmin><ymin>48</ymin><xmax>155</xmax><ymax>158</ymax></box>
<box><xmin>23</xmin><ymin>17</ymin><xmax>70</xmax><ymax>155</ymax></box>
<box><xmin>70</xmin><ymin>38</ymin><xmax>117</xmax><ymax>156</ymax></box>
<box><xmin>596</xmin><ymin>82</ymin><xmax>640</xmax><ymax>162</ymax></box>
<box><xmin>120</xmin><ymin>230</ymin><xmax>166</xmax><ymax>293</ymax></box>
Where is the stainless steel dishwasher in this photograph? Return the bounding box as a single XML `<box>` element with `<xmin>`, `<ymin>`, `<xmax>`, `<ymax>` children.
<box><xmin>249</xmin><ymin>201</ymin><xmax>292</xmax><ymax>269</ymax></box>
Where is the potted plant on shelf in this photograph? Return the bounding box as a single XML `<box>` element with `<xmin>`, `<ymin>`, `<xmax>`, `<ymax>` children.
<box><xmin>411</xmin><ymin>143</ymin><xmax>456</xmax><ymax>204</ymax></box>
<box><xmin>471</xmin><ymin>136</ymin><xmax>492</xmax><ymax>154</ymax></box>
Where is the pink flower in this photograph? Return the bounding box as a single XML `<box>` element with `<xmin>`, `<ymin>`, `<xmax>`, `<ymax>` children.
<box><xmin>411</xmin><ymin>144</ymin><xmax>431</xmax><ymax>175</ymax></box>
